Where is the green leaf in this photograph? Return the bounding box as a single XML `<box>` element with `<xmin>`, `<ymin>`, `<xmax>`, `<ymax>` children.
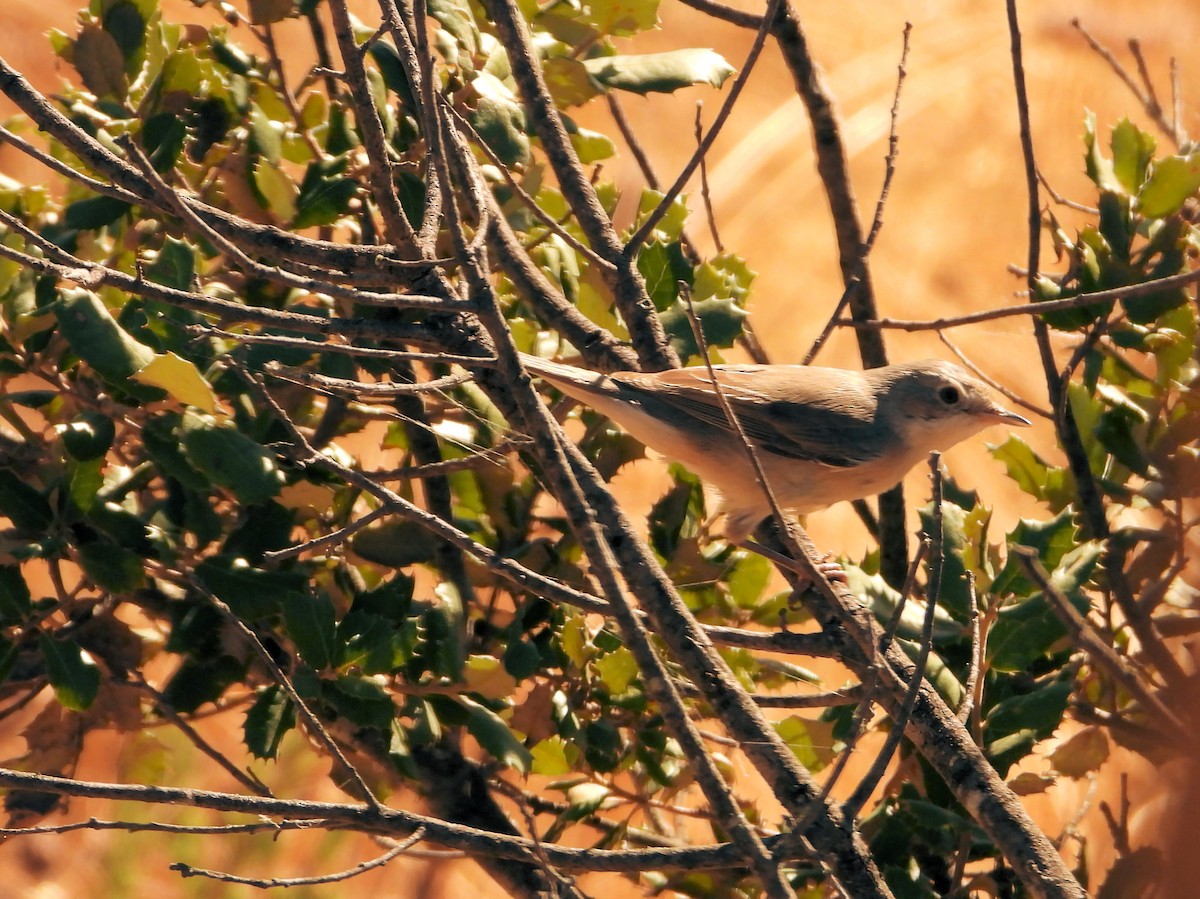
<box><xmin>77</xmin><ymin>540</ymin><xmax>145</xmax><ymax>592</ymax></box>
<box><xmin>337</xmin><ymin>611</ymin><xmax>403</xmax><ymax>674</ymax></box>
<box><xmin>350</xmin><ymin>519</ymin><xmax>442</xmax><ymax>567</ymax></box>
<box><xmin>568</xmin><ymin>126</ymin><xmax>615</xmax><ymax>164</ymax></box>
<box><xmin>3</xmin><ymin>390</ymin><xmax>58</xmax><ymax>409</ymax></box>
<box><xmin>293</xmin><ymin>161</ymin><xmax>358</xmax><ymax>229</ymax></box>
<box><xmin>196</xmin><ymin>556</ymin><xmax>305</xmax><ymax>619</ymax></box>
<box><xmin>368</xmin><ymin>40</ymin><xmax>416</xmax><ymax>107</ymax></box>
<box><xmin>458</xmin><ymin>695</ymin><xmax>532</xmax><ymax>773</ymax></box>
<box><xmin>222</xmin><ymin>501</ymin><xmax>295</xmax><ymax>562</ymax></box>
<box><xmin>1109</xmin><ymin>118</ymin><xmax>1155</xmax><ymax>194</ymax></box>
<box><xmin>142</xmin><ymin>416</ymin><xmax>210</xmax><ymax>490</ymax></box>
<box><xmin>104</xmin><ymin>1</ymin><xmax>147</xmax><ymax>58</ymax></box>
<box><xmin>0</xmin><ymin>565</ymin><xmax>32</xmax><ymax>626</ymax></box>
<box><xmin>1095</xmin><ymin>407</ymin><xmax>1150</xmax><ymax>476</ymax></box>
<box><xmin>502</xmin><ymin>638</ymin><xmax>541</xmax><ymax>680</ymax></box>
<box><xmin>726</xmin><ymin>550</ymin><xmax>771</xmax><ymax>608</ymax></box>
<box><xmin>984</xmin><ymin>680</ymin><xmax>1072</xmax><ymax>776</ymax></box>
<box><xmin>244</xmin><ymin>685</ymin><xmax>295</xmax><ymax>759</ymax></box>
<box><xmin>1083</xmin><ymin>110</ymin><xmax>1120</xmax><ymax>193</ymax></box>
<box><xmin>636</xmin><ymin>240</ymin><xmax>691</xmax><ymax>311</ymax></box>
<box><xmin>325</xmin><ymin>675</ymin><xmax>395</xmax><ymax>730</ymax></box>
<box><xmin>565</xmin><ymin>782</ymin><xmax>610</xmax><ymax>817</ymax></box>
<box><xmin>56</xmin><ymin>411</ymin><xmax>116</xmax><ymax>461</ymax></box>
<box><xmin>145</xmin><ymin>238</ymin><xmax>196</xmax><ymax>291</ymax></box>
<box><xmin>1137</xmin><ymin>152</ymin><xmax>1200</xmax><ymax>218</ymax></box>
<box><xmin>427</xmin><ymin>0</ymin><xmax>478</xmax><ymax>56</ymax></box>
<box><xmin>39</xmin><ymin>633</ymin><xmax>101</xmax><ymax>711</ymax></box>
<box><xmin>920</xmin><ymin>501</ymin><xmax>972</xmax><ymax>621</ymax></box>
<box><xmin>423</xmin><ymin>582</ymin><xmax>465</xmax><ymax>679</ymax></box>
<box><xmin>635</xmin><ymin>189</ymin><xmax>689</xmax><ymax>240</ymax></box>
<box><xmin>590</xmin><ymin>428</ymin><xmax>645</xmax><ymax>480</ymax></box>
<box><xmin>543</xmin><ymin>57</ymin><xmax>601</xmax><ymax>108</ymax></box>
<box><xmin>64</xmin><ymin>195</ymin><xmax>132</xmax><ymax>230</ymax></box>
<box><xmin>843</xmin><ymin>565</ymin><xmax>961</xmax><ymax>641</ymax></box>
<box><xmin>67</xmin><ymin>458</ymin><xmax>105</xmax><ymax>513</ymax></box>
<box><xmin>991</xmin><ymin>508</ymin><xmax>1078</xmax><ymax>597</ymax></box>
<box><xmin>86</xmin><ymin>502</ymin><xmax>154</xmax><ymax>554</ymax></box>
<box><xmin>470</xmin><ymin>93</ymin><xmax>529</xmax><ymax>168</ymax></box>
<box><xmin>659</xmin><ymin>296</ymin><xmax>749</xmax><ymax>360</ymax></box>
<box><xmin>163</xmin><ymin>655</ymin><xmax>246</xmax><ymax>713</ymax></box>
<box><xmin>990</xmin><ymin>435</ymin><xmax>1074</xmax><ymax>512</ymax></box>
<box><xmin>283</xmin><ymin>592</ymin><xmax>337</xmax><ymax>670</ymax></box>
<box><xmin>350</xmin><ymin>573</ymin><xmax>415</xmax><ymax>625</ymax></box>
<box><xmin>582</xmin><ymin>50</ymin><xmax>734</xmax><ymax>95</ymax></box>
<box><xmin>0</xmin><ymin>469</ymin><xmax>53</xmax><ymax>532</ymax></box>
<box><xmin>180</xmin><ymin>414</ymin><xmax>284</xmax><ymax>505</ymax></box>
<box><xmin>53</xmin><ymin>290</ymin><xmax>162</xmax><ymax>399</ymax></box>
<box><xmin>253</xmin><ymin>159</ymin><xmax>298</xmax><ymax>221</ymax></box>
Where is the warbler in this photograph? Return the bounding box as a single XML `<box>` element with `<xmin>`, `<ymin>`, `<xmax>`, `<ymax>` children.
<box><xmin>522</xmin><ymin>354</ymin><xmax>1031</xmax><ymax>541</ymax></box>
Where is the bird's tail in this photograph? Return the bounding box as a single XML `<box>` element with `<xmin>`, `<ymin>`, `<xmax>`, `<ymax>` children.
<box><xmin>519</xmin><ymin>353</ymin><xmax>626</xmax><ymax>404</ymax></box>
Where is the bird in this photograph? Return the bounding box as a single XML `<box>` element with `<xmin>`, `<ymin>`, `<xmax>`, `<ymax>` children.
<box><xmin>522</xmin><ymin>354</ymin><xmax>1031</xmax><ymax>542</ymax></box>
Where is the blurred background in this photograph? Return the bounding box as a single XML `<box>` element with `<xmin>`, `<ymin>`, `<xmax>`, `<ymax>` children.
<box><xmin>1</xmin><ymin>0</ymin><xmax>1198</xmax><ymax>895</ymax></box>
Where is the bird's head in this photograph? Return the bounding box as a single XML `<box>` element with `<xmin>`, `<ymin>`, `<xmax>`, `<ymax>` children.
<box><xmin>879</xmin><ymin>360</ymin><xmax>1031</xmax><ymax>454</ymax></box>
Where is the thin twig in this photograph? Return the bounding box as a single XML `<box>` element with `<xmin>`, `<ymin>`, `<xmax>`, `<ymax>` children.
<box><xmin>1012</xmin><ymin>547</ymin><xmax>1190</xmax><ymax>747</ymax></box>
<box><xmin>843</xmin><ymin>455</ymin><xmax>945</xmax><ymax>822</ymax></box>
<box><xmin>607</xmin><ymin>94</ymin><xmax>659</xmax><ymax>190</ymax></box>
<box><xmin>624</xmin><ymin>0</ymin><xmax>783</xmax><ymax>254</ymax></box>
<box><xmin>676</xmin><ymin>0</ymin><xmax>763</xmax><ymax>29</ymax></box>
<box><xmin>1036</xmin><ymin>168</ymin><xmax>1099</xmax><ymax>214</ymax></box>
<box><xmin>802</xmin><ymin>22</ymin><xmax>911</xmax><ymax>367</ymax></box>
<box><xmin>327</xmin><ymin>0</ymin><xmax>419</xmax><ymax>249</ymax></box>
<box><xmin>957</xmin><ymin>571</ymin><xmax>981</xmax><ymax>725</ymax></box>
<box><xmin>190</xmin><ymin>326</ymin><xmax>495</xmax><ymax>366</ymax></box>
<box><xmin>836</xmin><ymin>266</ymin><xmax>1200</xmax><ymax>331</ymax></box>
<box><xmin>263</xmin><ymin>364</ymin><xmax>472</xmax><ymax>398</ymax></box>
<box><xmin>0</xmin><ymin>817</ymin><xmax>325</xmax><ymax>837</ymax></box>
<box><xmin>172</xmin><ymin>830</ymin><xmax>424</xmax><ymax>887</ymax></box>
<box><xmin>263</xmin><ymin>507</ymin><xmax>389</xmax><ymax>563</ymax></box>
<box><xmin>447</xmin><ymin>103</ymin><xmax>612</xmax><ymax>273</ymax></box>
<box><xmin>695</xmin><ymin>103</ymin><xmax>724</xmax><ymax>253</ymax></box>
<box><xmin>128</xmin><ymin>674</ymin><xmax>272</xmax><ymax>797</ymax></box>
<box><xmin>936</xmin><ymin>330</ymin><xmax>1052</xmax><ymax>420</ymax></box>
<box><xmin>1071</xmin><ymin>19</ymin><xmax>1180</xmax><ymax>145</ymax></box>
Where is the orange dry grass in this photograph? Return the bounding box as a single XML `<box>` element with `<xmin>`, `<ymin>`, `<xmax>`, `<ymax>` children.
<box><xmin>1</xmin><ymin>0</ymin><xmax>1198</xmax><ymax>895</ymax></box>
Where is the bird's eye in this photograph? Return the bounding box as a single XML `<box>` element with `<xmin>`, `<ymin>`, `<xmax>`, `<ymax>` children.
<box><xmin>938</xmin><ymin>385</ymin><xmax>960</xmax><ymax>405</ymax></box>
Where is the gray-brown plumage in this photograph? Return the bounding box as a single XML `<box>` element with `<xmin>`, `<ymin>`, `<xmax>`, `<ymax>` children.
<box><xmin>523</xmin><ymin>354</ymin><xmax>1030</xmax><ymax>541</ymax></box>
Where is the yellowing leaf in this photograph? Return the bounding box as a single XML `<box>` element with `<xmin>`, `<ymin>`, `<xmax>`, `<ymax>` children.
<box><xmin>566</xmin><ymin>782</ymin><xmax>611</xmax><ymax>813</ymax></box>
<box><xmin>560</xmin><ymin>614</ymin><xmax>592</xmax><ymax>668</ymax></box>
<box><xmin>75</xmin><ymin>25</ymin><xmax>128</xmax><ymax>100</ymax></box>
<box><xmin>249</xmin><ymin>0</ymin><xmax>294</xmax><ymax>25</ymax></box>
<box><xmin>253</xmin><ymin>158</ymin><xmax>297</xmax><ymax>222</ymax></box>
<box><xmin>594</xmin><ymin>646</ymin><xmax>638</xmax><ymax>693</ymax></box>
<box><xmin>1008</xmin><ymin>772</ymin><xmax>1055</xmax><ymax>796</ymax></box>
<box><xmin>133</xmin><ymin>352</ymin><xmax>217</xmax><ymax>412</ymax></box>
<box><xmin>277</xmin><ymin>481</ymin><xmax>336</xmax><ymax>516</ymax></box>
<box><xmin>530</xmin><ymin>735</ymin><xmax>575</xmax><ymax>775</ymax></box>
<box><xmin>1048</xmin><ymin>727</ymin><xmax>1110</xmax><ymax>778</ymax></box>
<box><xmin>463</xmin><ymin>654</ymin><xmax>518</xmax><ymax>700</ymax></box>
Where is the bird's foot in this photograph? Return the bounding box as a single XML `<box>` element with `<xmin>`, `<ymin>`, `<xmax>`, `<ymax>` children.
<box><xmin>737</xmin><ymin>540</ymin><xmax>847</xmax><ymax>586</ymax></box>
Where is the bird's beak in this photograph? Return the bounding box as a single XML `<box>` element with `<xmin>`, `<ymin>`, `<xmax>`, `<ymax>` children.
<box><xmin>988</xmin><ymin>406</ymin><xmax>1032</xmax><ymax>427</ymax></box>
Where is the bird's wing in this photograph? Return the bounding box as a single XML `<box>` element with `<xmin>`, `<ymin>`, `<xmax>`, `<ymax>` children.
<box><xmin>614</xmin><ymin>366</ymin><xmax>889</xmax><ymax>467</ymax></box>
